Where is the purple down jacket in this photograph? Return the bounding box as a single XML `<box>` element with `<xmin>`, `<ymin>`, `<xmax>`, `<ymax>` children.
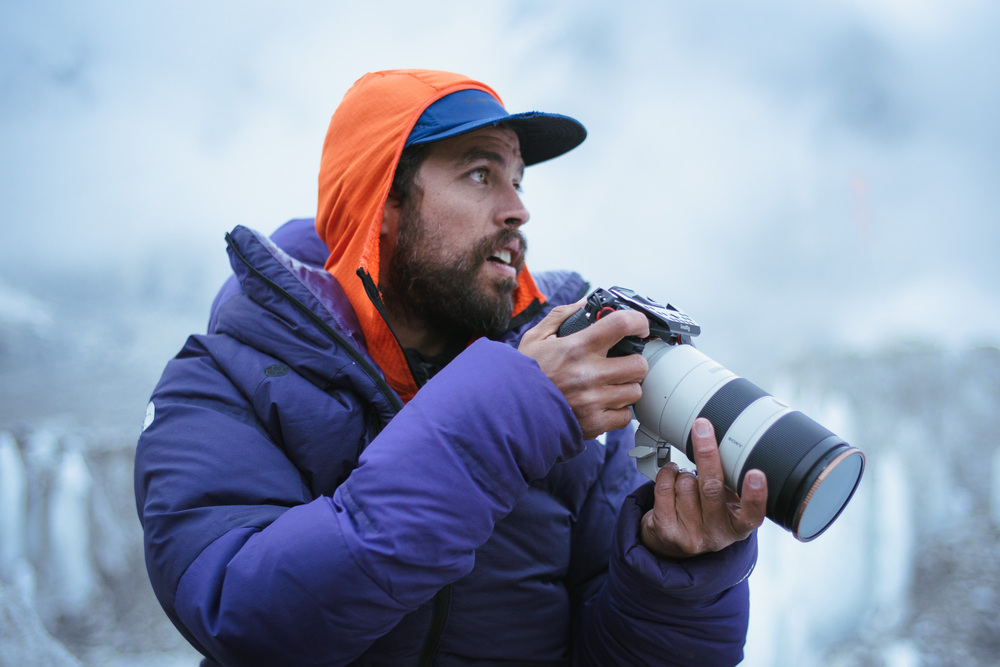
<box><xmin>134</xmin><ymin>219</ymin><xmax>758</xmax><ymax>666</ymax></box>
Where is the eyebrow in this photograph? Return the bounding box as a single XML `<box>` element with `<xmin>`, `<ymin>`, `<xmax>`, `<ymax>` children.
<box><xmin>459</xmin><ymin>148</ymin><xmax>525</xmax><ymax>179</ymax></box>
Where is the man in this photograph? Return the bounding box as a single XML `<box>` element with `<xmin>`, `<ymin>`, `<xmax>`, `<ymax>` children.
<box><xmin>135</xmin><ymin>69</ymin><xmax>768</xmax><ymax>666</ymax></box>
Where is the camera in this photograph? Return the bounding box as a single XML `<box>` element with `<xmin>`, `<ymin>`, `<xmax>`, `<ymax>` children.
<box><xmin>557</xmin><ymin>286</ymin><xmax>865</xmax><ymax>542</ymax></box>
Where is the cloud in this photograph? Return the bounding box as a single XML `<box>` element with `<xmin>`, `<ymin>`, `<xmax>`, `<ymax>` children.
<box><xmin>1</xmin><ymin>0</ymin><xmax>997</xmax><ymax>359</ymax></box>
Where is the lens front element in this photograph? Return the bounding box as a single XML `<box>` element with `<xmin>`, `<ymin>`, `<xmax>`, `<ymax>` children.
<box><xmin>793</xmin><ymin>446</ymin><xmax>865</xmax><ymax>541</ymax></box>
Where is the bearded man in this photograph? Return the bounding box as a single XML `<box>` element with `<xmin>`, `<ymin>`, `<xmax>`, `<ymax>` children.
<box><xmin>135</xmin><ymin>69</ymin><xmax>767</xmax><ymax>667</ymax></box>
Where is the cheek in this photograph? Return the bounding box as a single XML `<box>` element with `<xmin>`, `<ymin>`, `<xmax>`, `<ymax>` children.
<box><xmin>429</xmin><ymin>220</ymin><xmax>483</xmax><ymax>255</ymax></box>
<box><xmin>422</xmin><ymin>192</ymin><xmax>489</xmax><ymax>233</ymax></box>
<box><xmin>415</xmin><ymin>195</ymin><xmax>495</xmax><ymax>258</ymax></box>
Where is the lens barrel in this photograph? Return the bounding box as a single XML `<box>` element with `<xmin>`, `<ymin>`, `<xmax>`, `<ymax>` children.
<box><xmin>635</xmin><ymin>341</ymin><xmax>864</xmax><ymax>541</ymax></box>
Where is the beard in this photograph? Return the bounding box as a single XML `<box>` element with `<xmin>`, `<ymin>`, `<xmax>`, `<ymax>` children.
<box><xmin>381</xmin><ymin>199</ymin><xmax>527</xmax><ymax>338</ymax></box>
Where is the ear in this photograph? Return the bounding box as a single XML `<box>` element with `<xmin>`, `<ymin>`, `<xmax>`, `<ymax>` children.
<box><xmin>381</xmin><ymin>187</ymin><xmax>402</xmax><ymax>238</ymax></box>
<box><xmin>378</xmin><ymin>189</ymin><xmax>402</xmax><ymax>282</ymax></box>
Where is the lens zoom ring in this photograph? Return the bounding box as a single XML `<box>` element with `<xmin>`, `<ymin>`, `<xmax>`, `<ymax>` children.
<box><xmin>740</xmin><ymin>412</ymin><xmax>834</xmax><ymax>520</ymax></box>
<box><xmin>690</xmin><ymin>378</ymin><xmax>770</xmax><ymax>458</ymax></box>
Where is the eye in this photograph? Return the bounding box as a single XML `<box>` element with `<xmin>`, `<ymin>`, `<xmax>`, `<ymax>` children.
<box><xmin>469</xmin><ymin>168</ymin><xmax>488</xmax><ymax>184</ymax></box>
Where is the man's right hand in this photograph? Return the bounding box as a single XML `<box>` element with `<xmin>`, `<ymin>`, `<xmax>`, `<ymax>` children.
<box><xmin>518</xmin><ymin>300</ymin><xmax>650</xmax><ymax>440</ymax></box>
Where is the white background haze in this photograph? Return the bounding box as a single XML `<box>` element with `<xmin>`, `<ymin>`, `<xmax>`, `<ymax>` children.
<box><xmin>1</xmin><ymin>1</ymin><xmax>999</xmax><ymax>665</ymax></box>
<box><xmin>3</xmin><ymin>0</ymin><xmax>999</xmax><ymax>365</ymax></box>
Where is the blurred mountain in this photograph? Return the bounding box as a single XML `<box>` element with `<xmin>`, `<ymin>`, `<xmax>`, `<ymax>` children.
<box><xmin>0</xmin><ymin>260</ymin><xmax>212</xmax><ymax>432</ymax></box>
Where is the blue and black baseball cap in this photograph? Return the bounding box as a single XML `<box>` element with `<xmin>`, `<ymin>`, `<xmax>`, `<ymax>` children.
<box><xmin>405</xmin><ymin>89</ymin><xmax>587</xmax><ymax>166</ymax></box>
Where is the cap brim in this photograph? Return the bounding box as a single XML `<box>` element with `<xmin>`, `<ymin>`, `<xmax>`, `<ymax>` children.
<box><xmin>503</xmin><ymin>112</ymin><xmax>588</xmax><ymax>166</ymax></box>
<box><xmin>408</xmin><ymin>111</ymin><xmax>587</xmax><ymax>166</ymax></box>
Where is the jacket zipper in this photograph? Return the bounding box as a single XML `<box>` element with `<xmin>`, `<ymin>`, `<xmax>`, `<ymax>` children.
<box><xmin>418</xmin><ymin>586</ymin><xmax>452</xmax><ymax>666</ymax></box>
<box><xmin>357</xmin><ymin>267</ymin><xmax>454</xmax><ymax>663</ymax></box>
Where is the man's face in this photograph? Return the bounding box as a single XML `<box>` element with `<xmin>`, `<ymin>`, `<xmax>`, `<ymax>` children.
<box><xmin>381</xmin><ymin>126</ymin><xmax>530</xmax><ymax>337</ymax></box>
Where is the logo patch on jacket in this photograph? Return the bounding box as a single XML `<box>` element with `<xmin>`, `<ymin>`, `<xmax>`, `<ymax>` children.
<box><xmin>142</xmin><ymin>401</ymin><xmax>155</xmax><ymax>432</ymax></box>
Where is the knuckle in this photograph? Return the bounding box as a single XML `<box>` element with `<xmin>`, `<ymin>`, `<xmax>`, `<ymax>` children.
<box><xmin>677</xmin><ymin>472</ymin><xmax>698</xmax><ymax>492</ymax></box>
<box><xmin>631</xmin><ymin>309</ymin><xmax>651</xmax><ymax>328</ymax></box>
<box><xmin>615</xmin><ymin>309</ymin><xmax>645</xmax><ymax>329</ymax></box>
<box><xmin>701</xmin><ymin>478</ymin><xmax>726</xmax><ymax>500</ymax></box>
<box><xmin>654</xmin><ymin>479</ymin><xmax>674</xmax><ymax>496</ymax></box>
<box><xmin>604</xmin><ymin>311</ymin><xmax>641</xmax><ymax>338</ymax></box>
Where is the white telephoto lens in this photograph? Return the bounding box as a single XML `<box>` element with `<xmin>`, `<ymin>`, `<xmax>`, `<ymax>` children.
<box><xmin>635</xmin><ymin>341</ymin><xmax>864</xmax><ymax>541</ymax></box>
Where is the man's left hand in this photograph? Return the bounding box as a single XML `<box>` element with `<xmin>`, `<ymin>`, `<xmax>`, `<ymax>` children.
<box><xmin>640</xmin><ymin>418</ymin><xmax>768</xmax><ymax>559</ymax></box>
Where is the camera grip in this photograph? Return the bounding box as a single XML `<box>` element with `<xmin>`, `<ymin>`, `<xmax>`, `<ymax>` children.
<box><xmin>557</xmin><ymin>307</ymin><xmax>592</xmax><ymax>338</ymax></box>
<box><xmin>557</xmin><ymin>306</ymin><xmax>645</xmax><ymax>357</ymax></box>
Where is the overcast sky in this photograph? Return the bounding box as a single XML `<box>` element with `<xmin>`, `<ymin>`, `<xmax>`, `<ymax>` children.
<box><xmin>2</xmin><ymin>0</ymin><xmax>998</xmax><ymax>371</ymax></box>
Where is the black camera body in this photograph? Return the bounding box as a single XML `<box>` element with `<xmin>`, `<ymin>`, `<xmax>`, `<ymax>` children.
<box><xmin>557</xmin><ymin>286</ymin><xmax>700</xmax><ymax>356</ymax></box>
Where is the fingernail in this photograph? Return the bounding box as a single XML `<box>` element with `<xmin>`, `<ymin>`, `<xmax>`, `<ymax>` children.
<box><xmin>748</xmin><ymin>472</ymin><xmax>764</xmax><ymax>489</ymax></box>
<box><xmin>694</xmin><ymin>419</ymin><xmax>711</xmax><ymax>438</ymax></box>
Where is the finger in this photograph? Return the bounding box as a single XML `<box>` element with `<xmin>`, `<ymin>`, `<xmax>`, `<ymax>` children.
<box><xmin>601</xmin><ymin>380</ymin><xmax>643</xmax><ymax>410</ymax></box>
<box><xmin>641</xmin><ymin>463</ymin><xmax>685</xmax><ymax>557</ymax></box>
<box><xmin>672</xmin><ymin>469</ymin><xmax>702</xmax><ymax>530</ymax></box>
<box><xmin>591</xmin><ymin>352</ymin><xmax>649</xmax><ymax>387</ymax></box>
<box><xmin>688</xmin><ymin>419</ymin><xmax>729</xmax><ymax>521</ymax></box>
<box><xmin>650</xmin><ymin>462</ymin><xmax>681</xmax><ymax>529</ymax></box>
<box><xmin>733</xmin><ymin>469</ymin><xmax>768</xmax><ymax>536</ymax></box>
<box><xmin>582</xmin><ymin>406</ymin><xmax>636</xmax><ymax>440</ymax></box>
<box><xmin>582</xmin><ymin>309</ymin><xmax>650</xmax><ymax>352</ymax></box>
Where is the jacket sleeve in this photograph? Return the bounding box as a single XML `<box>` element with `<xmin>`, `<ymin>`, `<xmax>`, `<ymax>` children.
<box><xmin>568</xmin><ymin>431</ymin><xmax>758</xmax><ymax>667</ymax></box>
<box><xmin>136</xmin><ymin>337</ymin><xmax>584</xmax><ymax>666</ymax></box>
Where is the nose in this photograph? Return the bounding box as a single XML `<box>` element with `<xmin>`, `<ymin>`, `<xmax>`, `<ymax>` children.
<box><xmin>499</xmin><ymin>183</ymin><xmax>530</xmax><ymax>228</ymax></box>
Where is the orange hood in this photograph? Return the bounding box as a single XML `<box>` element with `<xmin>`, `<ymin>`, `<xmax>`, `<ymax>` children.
<box><xmin>315</xmin><ymin>69</ymin><xmax>546</xmax><ymax>403</ymax></box>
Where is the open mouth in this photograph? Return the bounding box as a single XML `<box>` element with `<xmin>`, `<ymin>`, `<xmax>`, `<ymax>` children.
<box><xmin>489</xmin><ymin>249</ymin><xmax>513</xmax><ymax>266</ymax></box>
<box><xmin>483</xmin><ymin>231</ymin><xmax>525</xmax><ymax>275</ymax></box>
